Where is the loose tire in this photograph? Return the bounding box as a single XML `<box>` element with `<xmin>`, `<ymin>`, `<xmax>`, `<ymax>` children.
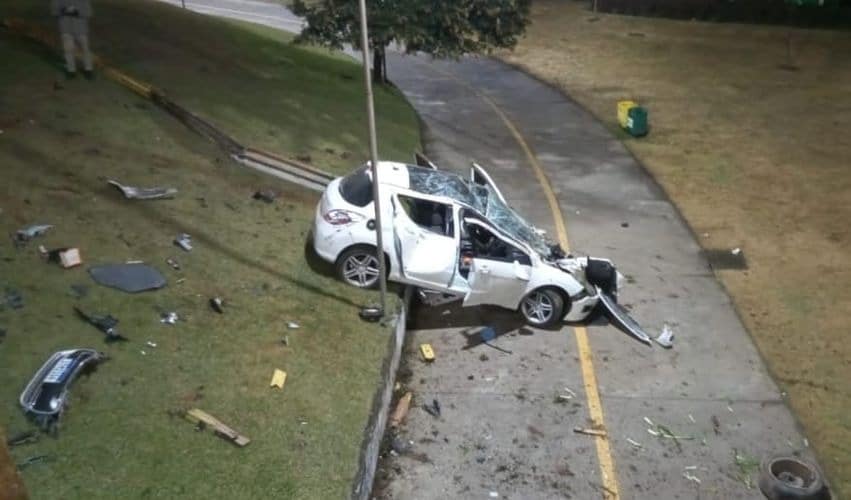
<box><xmin>336</xmin><ymin>245</ymin><xmax>382</xmax><ymax>289</ymax></box>
<box><xmin>520</xmin><ymin>288</ymin><xmax>566</xmax><ymax>328</ymax></box>
<box><xmin>758</xmin><ymin>456</ymin><xmax>827</xmax><ymax>500</ymax></box>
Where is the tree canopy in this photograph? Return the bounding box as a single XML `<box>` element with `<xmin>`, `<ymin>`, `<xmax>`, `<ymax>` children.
<box><xmin>292</xmin><ymin>0</ymin><xmax>531</xmax><ymax>82</ymax></box>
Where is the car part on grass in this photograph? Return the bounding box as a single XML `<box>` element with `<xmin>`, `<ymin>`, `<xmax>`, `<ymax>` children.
<box><xmin>160</xmin><ymin>312</ymin><xmax>179</xmax><ymax>325</ymax></box>
<box><xmin>15</xmin><ymin>224</ymin><xmax>52</xmax><ymax>242</ymax></box>
<box><xmin>270</xmin><ymin>369</ymin><xmax>287</xmax><ymax>389</ymax></box>
<box><xmin>108</xmin><ymin>179</ymin><xmax>177</xmax><ymax>200</ymax></box>
<box><xmin>252</xmin><ymin>189</ymin><xmax>279</xmax><ymax>203</ymax></box>
<box><xmin>42</xmin><ymin>247</ymin><xmax>82</xmax><ymax>268</ymax></box>
<box><xmin>286</xmin><ymin>321</ymin><xmax>299</xmax><ymax>329</ymax></box>
<box><xmin>88</xmin><ymin>263</ymin><xmax>167</xmax><ymax>293</ymax></box>
<box><xmin>6</xmin><ymin>431</ymin><xmax>37</xmax><ymax>447</ymax></box>
<box><xmin>389</xmin><ymin>392</ymin><xmax>412</xmax><ymax>428</ymax></box>
<box><xmin>184</xmin><ymin>408</ymin><xmax>250</xmax><ymax>447</ymax></box>
<box><xmin>655</xmin><ymin>323</ymin><xmax>675</xmax><ymax>348</ymax></box>
<box><xmin>419</xmin><ymin>343</ymin><xmax>435</xmax><ymax>362</ymax></box>
<box><xmin>2</xmin><ymin>288</ymin><xmax>24</xmax><ymax>310</ymax></box>
<box><xmin>19</xmin><ymin>348</ymin><xmax>104</xmax><ymax>432</ymax></box>
<box><xmin>74</xmin><ymin>307</ymin><xmax>127</xmax><ymax>343</ymax></box>
<box><xmin>166</xmin><ymin>258</ymin><xmax>180</xmax><ymax>270</ymax></box>
<box><xmin>174</xmin><ymin>233</ymin><xmax>193</xmax><ymax>252</ymax></box>
<box><xmin>598</xmin><ymin>291</ymin><xmax>652</xmax><ymax>345</ymax></box>
<box><xmin>758</xmin><ymin>456</ymin><xmax>827</xmax><ymax>500</ymax></box>
<box><xmin>359</xmin><ymin>306</ymin><xmax>383</xmax><ymax>322</ymax></box>
<box><xmin>209</xmin><ymin>297</ymin><xmax>225</xmax><ymax>314</ymax></box>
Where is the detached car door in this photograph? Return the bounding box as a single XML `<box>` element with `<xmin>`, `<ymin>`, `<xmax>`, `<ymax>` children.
<box><xmin>391</xmin><ymin>193</ymin><xmax>458</xmax><ymax>290</ymax></box>
<box><xmin>462</xmin><ymin>218</ymin><xmax>532</xmax><ymax>309</ymax></box>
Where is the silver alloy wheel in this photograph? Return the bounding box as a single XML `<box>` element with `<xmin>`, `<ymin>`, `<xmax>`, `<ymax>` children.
<box><xmin>521</xmin><ymin>290</ymin><xmax>555</xmax><ymax>325</ymax></box>
<box><xmin>341</xmin><ymin>252</ymin><xmax>381</xmax><ymax>288</ymax></box>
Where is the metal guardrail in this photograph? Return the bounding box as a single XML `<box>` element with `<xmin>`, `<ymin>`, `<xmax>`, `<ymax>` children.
<box><xmin>2</xmin><ymin>18</ymin><xmax>333</xmax><ymax>193</ymax></box>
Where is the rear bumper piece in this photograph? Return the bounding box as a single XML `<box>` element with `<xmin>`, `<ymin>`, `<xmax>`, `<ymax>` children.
<box><xmin>597</xmin><ymin>291</ymin><xmax>652</xmax><ymax>345</ymax></box>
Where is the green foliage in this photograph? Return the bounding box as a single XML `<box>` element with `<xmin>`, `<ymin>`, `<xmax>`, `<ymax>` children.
<box><xmin>292</xmin><ymin>0</ymin><xmax>532</xmax><ymax>59</ymax></box>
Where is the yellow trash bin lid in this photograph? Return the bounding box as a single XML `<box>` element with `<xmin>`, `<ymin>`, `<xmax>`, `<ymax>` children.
<box><xmin>618</xmin><ymin>100</ymin><xmax>638</xmax><ymax>128</ymax></box>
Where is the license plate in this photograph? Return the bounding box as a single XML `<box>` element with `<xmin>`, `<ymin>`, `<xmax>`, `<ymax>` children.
<box><xmin>44</xmin><ymin>358</ymin><xmax>73</xmax><ymax>384</ymax></box>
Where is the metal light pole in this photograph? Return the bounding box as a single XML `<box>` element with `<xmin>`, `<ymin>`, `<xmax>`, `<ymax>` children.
<box><xmin>357</xmin><ymin>0</ymin><xmax>387</xmax><ymax>315</ymax></box>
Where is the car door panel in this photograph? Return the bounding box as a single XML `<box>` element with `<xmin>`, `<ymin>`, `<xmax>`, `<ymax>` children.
<box><xmin>462</xmin><ymin>220</ymin><xmax>531</xmax><ymax>309</ymax></box>
<box><xmin>470</xmin><ymin>162</ymin><xmax>507</xmax><ymax>204</ymax></box>
<box><xmin>392</xmin><ymin>194</ymin><xmax>457</xmax><ymax>289</ymax></box>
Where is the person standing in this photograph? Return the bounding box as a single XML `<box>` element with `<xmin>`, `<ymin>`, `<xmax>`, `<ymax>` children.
<box><xmin>50</xmin><ymin>0</ymin><xmax>93</xmax><ymax>78</ymax></box>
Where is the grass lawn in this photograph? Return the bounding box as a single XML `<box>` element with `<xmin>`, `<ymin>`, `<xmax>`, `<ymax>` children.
<box><xmin>499</xmin><ymin>1</ymin><xmax>850</xmax><ymax>495</ymax></box>
<box><xmin>0</xmin><ymin>2</ymin><xmax>419</xmax><ymax>498</ymax></box>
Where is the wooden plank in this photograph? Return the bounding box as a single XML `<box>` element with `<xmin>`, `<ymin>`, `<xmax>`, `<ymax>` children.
<box><xmin>185</xmin><ymin>409</ymin><xmax>250</xmax><ymax>447</ymax></box>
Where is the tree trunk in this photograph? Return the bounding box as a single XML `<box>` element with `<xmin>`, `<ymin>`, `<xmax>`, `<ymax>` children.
<box><xmin>372</xmin><ymin>47</ymin><xmax>386</xmax><ymax>84</ymax></box>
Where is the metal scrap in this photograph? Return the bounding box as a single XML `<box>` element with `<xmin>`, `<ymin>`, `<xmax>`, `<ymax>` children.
<box><xmin>15</xmin><ymin>224</ymin><xmax>52</xmax><ymax>242</ymax></box>
<box><xmin>160</xmin><ymin>312</ymin><xmax>179</xmax><ymax>325</ymax></box>
<box><xmin>174</xmin><ymin>233</ymin><xmax>193</xmax><ymax>252</ymax></box>
<box><xmin>74</xmin><ymin>307</ymin><xmax>127</xmax><ymax>343</ymax></box>
<box><xmin>108</xmin><ymin>179</ymin><xmax>177</xmax><ymax>200</ymax></box>
<box><xmin>655</xmin><ymin>323</ymin><xmax>675</xmax><ymax>348</ymax></box>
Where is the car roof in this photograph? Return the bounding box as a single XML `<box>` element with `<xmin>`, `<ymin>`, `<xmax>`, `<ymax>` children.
<box><xmin>374</xmin><ymin>161</ymin><xmax>479</xmax><ymax>208</ymax></box>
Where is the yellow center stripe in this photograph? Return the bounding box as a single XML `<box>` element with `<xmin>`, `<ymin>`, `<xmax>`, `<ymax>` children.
<box><xmin>422</xmin><ymin>63</ymin><xmax>621</xmax><ymax>500</ymax></box>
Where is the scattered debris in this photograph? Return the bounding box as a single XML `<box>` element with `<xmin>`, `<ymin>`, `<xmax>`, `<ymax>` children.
<box><xmin>89</xmin><ymin>263</ymin><xmax>167</xmax><ymax>293</ymax></box>
<box><xmin>270</xmin><ymin>369</ymin><xmax>287</xmax><ymax>389</ymax></box>
<box><xmin>174</xmin><ymin>233</ymin><xmax>193</xmax><ymax>252</ymax></box>
<box><xmin>19</xmin><ymin>348</ymin><xmax>105</xmax><ymax>431</ymax></box>
<box><xmin>573</xmin><ymin>427</ymin><xmax>607</xmax><ymax>437</ymax></box>
<box><xmin>758</xmin><ymin>456</ymin><xmax>826</xmax><ymax>500</ymax></box>
<box><xmin>286</xmin><ymin>321</ymin><xmax>300</xmax><ymax>329</ymax></box>
<box><xmin>621</xmin><ymin>222</ymin><xmax>630</xmax><ymax>228</ymax></box>
<box><xmin>489</xmin><ymin>492</ymin><xmax>499</xmax><ymax>498</ymax></box>
<box><xmin>166</xmin><ymin>258</ymin><xmax>181</xmax><ymax>270</ymax></box>
<box><xmin>422</xmin><ymin>399</ymin><xmax>441</xmax><ymax>418</ymax></box>
<box><xmin>15</xmin><ymin>224</ymin><xmax>52</xmax><ymax>243</ymax></box>
<box><xmin>252</xmin><ymin>189</ymin><xmax>279</xmax><ymax>203</ymax></box>
<box><xmin>184</xmin><ymin>408</ymin><xmax>250</xmax><ymax>447</ymax></box>
<box><xmin>2</xmin><ymin>288</ymin><xmax>24</xmax><ymax>310</ymax></box>
<box><xmin>711</xmin><ymin>415</ymin><xmax>721</xmax><ymax>435</ymax></box>
<box><xmin>731</xmin><ymin>247</ymin><xmax>741</xmax><ymax>255</ymax></box>
<box><xmin>16</xmin><ymin>455</ymin><xmax>49</xmax><ymax>470</ymax></box>
<box><xmin>6</xmin><ymin>430</ymin><xmax>37</xmax><ymax>447</ymax></box>
<box><xmin>688</xmin><ymin>414</ymin><xmax>696</xmax><ymax>424</ymax></box>
<box><xmin>683</xmin><ymin>471</ymin><xmax>702</xmax><ymax>484</ymax></box>
<box><xmin>734</xmin><ymin>449</ymin><xmax>760</xmax><ymax>489</ymax></box>
<box><xmin>74</xmin><ymin>307</ymin><xmax>127</xmax><ymax>342</ymax></box>
<box><xmin>209</xmin><ymin>297</ymin><xmax>225</xmax><ymax>314</ymax></box>
<box><xmin>160</xmin><ymin>312</ymin><xmax>179</xmax><ymax>325</ymax></box>
<box><xmin>478</xmin><ymin>326</ymin><xmax>512</xmax><ymax>354</ymax></box>
<box><xmin>359</xmin><ymin>306</ymin><xmax>383</xmax><ymax>322</ymax></box>
<box><xmin>281</xmin><ymin>335</ymin><xmax>289</xmax><ymax>347</ymax></box>
<box><xmin>108</xmin><ymin>179</ymin><xmax>177</xmax><ymax>200</ymax></box>
<box><xmin>389</xmin><ymin>392</ymin><xmax>412</xmax><ymax>428</ymax></box>
<box><xmin>644</xmin><ymin>416</ymin><xmax>694</xmax><ymax>451</ymax></box>
<box><xmin>626</xmin><ymin>438</ymin><xmax>643</xmax><ymax>448</ymax></box>
<box><xmin>655</xmin><ymin>323</ymin><xmax>674</xmax><ymax>349</ymax></box>
<box><xmin>391</xmin><ymin>436</ymin><xmax>413</xmax><ymax>455</ymax></box>
<box><xmin>419</xmin><ymin>343</ymin><xmax>435</xmax><ymax>362</ymax></box>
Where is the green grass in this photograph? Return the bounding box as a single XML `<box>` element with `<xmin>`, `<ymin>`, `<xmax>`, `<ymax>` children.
<box><xmin>0</xmin><ymin>2</ymin><xmax>419</xmax><ymax>498</ymax></box>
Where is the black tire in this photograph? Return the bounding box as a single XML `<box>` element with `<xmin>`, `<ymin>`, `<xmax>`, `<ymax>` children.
<box><xmin>519</xmin><ymin>288</ymin><xmax>566</xmax><ymax>328</ymax></box>
<box><xmin>335</xmin><ymin>245</ymin><xmax>384</xmax><ymax>289</ymax></box>
<box><xmin>758</xmin><ymin>456</ymin><xmax>828</xmax><ymax>500</ymax></box>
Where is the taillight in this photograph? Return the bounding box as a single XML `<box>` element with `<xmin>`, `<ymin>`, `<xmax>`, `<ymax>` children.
<box><xmin>323</xmin><ymin>209</ymin><xmax>361</xmax><ymax>225</ymax></box>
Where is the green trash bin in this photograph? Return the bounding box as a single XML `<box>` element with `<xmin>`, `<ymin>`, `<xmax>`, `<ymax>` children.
<box><xmin>626</xmin><ymin>106</ymin><xmax>648</xmax><ymax>137</ymax></box>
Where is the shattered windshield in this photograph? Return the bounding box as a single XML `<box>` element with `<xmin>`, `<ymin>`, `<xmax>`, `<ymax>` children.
<box><xmin>406</xmin><ymin>166</ymin><xmax>551</xmax><ymax>257</ymax></box>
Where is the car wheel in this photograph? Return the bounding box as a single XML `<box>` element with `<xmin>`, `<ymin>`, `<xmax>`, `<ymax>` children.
<box><xmin>758</xmin><ymin>457</ymin><xmax>828</xmax><ymax>500</ymax></box>
<box><xmin>336</xmin><ymin>245</ymin><xmax>382</xmax><ymax>289</ymax></box>
<box><xmin>520</xmin><ymin>288</ymin><xmax>565</xmax><ymax>328</ymax></box>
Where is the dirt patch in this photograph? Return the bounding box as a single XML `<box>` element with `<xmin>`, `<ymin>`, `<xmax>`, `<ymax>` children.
<box><xmin>499</xmin><ymin>2</ymin><xmax>851</xmax><ymax>495</ymax></box>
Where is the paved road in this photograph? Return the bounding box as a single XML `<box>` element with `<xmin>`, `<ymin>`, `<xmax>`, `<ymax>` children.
<box><xmin>152</xmin><ymin>1</ymin><xmax>818</xmax><ymax>498</ymax></box>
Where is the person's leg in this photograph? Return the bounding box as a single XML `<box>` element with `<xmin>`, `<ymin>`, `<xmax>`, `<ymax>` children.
<box><xmin>78</xmin><ymin>33</ymin><xmax>93</xmax><ymax>75</ymax></box>
<box><xmin>61</xmin><ymin>32</ymin><xmax>77</xmax><ymax>75</ymax></box>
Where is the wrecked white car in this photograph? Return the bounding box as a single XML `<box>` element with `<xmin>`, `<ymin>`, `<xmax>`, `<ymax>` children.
<box><xmin>312</xmin><ymin>161</ymin><xmax>621</xmax><ymax>328</ymax></box>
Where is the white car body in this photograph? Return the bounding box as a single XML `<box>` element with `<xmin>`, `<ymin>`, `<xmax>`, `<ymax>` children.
<box><xmin>312</xmin><ymin>161</ymin><xmax>617</xmax><ymax>326</ymax></box>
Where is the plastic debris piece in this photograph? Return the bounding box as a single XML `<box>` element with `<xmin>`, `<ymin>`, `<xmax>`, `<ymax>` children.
<box><xmin>210</xmin><ymin>297</ymin><xmax>225</xmax><ymax>313</ymax></box>
<box><xmin>627</xmin><ymin>438</ymin><xmax>643</xmax><ymax>448</ymax></box>
<box><xmin>252</xmin><ymin>189</ymin><xmax>279</xmax><ymax>203</ymax></box>
<box><xmin>160</xmin><ymin>312</ymin><xmax>179</xmax><ymax>325</ymax></box>
<box><xmin>731</xmin><ymin>247</ymin><xmax>741</xmax><ymax>255</ymax></box>
<box><xmin>286</xmin><ymin>321</ymin><xmax>300</xmax><ymax>329</ymax></box>
<box><xmin>688</xmin><ymin>414</ymin><xmax>696</xmax><ymax>424</ymax></box>
<box><xmin>598</xmin><ymin>291</ymin><xmax>652</xmax><ymax>345</ymax></box>
<box><xmin>389</xmin><ymin>392</ymin><xmax>412</xmax><ymax>428</ymax></box>
<box><xmin>166</xmin><ymin>258</ymin><xmax>180</xmax><ymax>270</ymax></box>
<box><xmin>655</xmin><ymin>323</ymin><xmax>674</xmax><ymax>348</ymax></box>
<box><xmin>420</xmin><ymin>343</ymin><xmax>435</xmax><ymax>362</ymax></box>
<box><xmin>89</xmin><ymin>263</ymin><xmax>167</xmax><ymax>293</ymax></box>
<box><xmin>146</xmin><ymin>341</ymin><xmax>157</xmax><ymax>348</ymax></box>
<box><xmin>270</xmin><ymin>369</ymin><xmax>287</xmax><ymax>389</ymax></box>
<box><xmin>58</xmin><ymin>248</ymin><xmax>82</xmax><ymax>268</ymax></box>
<box><xmin>174</xmin><ymin>233</ymin><xmax>193</xmax><ymax>252</ymax></box>
<box><xmin>74</xmin><ymin>307</ymin><xmax>126</xmax><ymax>342</ymax></box>
<box><xmin>15</xmin><ymin>224</ymin><xmax>52</xmax><ymax>242</ymax></box>
<box><xmin>359</xmin><ymin>306</ymin><xmax>383</xmax><ymax>322</ymax></box>
<box><xmin>489</xmin><ymin>492</ymin><xmax>499</xmax><ymax>498</ymax></box>
<box><xmin>108</xmin><ymin>179</ymin><xmax>177</xmax><ymax>200</ymax></box>
<box><xmin>573</xmin><ymin>427</ymin><xmax>607</xmax><ymax>437</ymax></box>
<box><xmin>683</xmin><ymin>471</ymin><xmax>701</xmax><ymax>484</ymax></box>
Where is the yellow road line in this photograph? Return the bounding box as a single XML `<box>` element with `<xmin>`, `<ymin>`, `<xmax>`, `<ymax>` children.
<box><xmin>423</xmin><ymin>63</ymin><xmax>621</xmax><ymax>499</ymax></box>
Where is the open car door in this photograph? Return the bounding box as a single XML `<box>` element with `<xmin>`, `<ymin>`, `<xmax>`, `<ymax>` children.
<box><xmin>470</xmin><ymin>162</ymin><xmax>507</xmax><ymax>204</ymax></box>
<box><xmin>391</xmin><ymin>193</ymin><xmax>458</xmax><ymax>289</ymax></box>
<box><xmin>462</xmin><ymin>217</ymin><xmax>531</xmax><ymax>309</ymax></box>
<box><xmin>414</xmin><ymin>151</ymin><xmax>438</xmax><ymax>170</ymax></box>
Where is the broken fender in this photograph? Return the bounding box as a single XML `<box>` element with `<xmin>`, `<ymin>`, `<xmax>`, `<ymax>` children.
<box><xmin>598</xmin><ymin>292</ymin><xmax>652</xmax><ymax>345</ymax></box>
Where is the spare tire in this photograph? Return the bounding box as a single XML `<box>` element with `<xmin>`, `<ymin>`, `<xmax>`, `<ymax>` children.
<box><xmin>758</xmin><ymin>456</ymin><xmax>829</xmax><ymax>500</ymax></box>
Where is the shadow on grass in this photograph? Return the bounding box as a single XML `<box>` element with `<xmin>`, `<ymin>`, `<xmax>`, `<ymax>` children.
<box><xmin>5</xmin><ymin>138</ymin><xmax>363</xmax><ymax>309</ymax></box>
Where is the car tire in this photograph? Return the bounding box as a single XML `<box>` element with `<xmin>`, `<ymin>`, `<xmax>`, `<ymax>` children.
<box><xmin>336</xmin><ymin>245</ymin><xmax>384</xmax><ymax>289</ymax></box>
<box><xmin>520</xmin><ymin>288</ymin><xmax>566</xmax><ymax>328</ymax></box>
<box><xmin>758</xmin><ymin>457</ymin><xmax>828</xmax><ymax>500</ymax></box>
